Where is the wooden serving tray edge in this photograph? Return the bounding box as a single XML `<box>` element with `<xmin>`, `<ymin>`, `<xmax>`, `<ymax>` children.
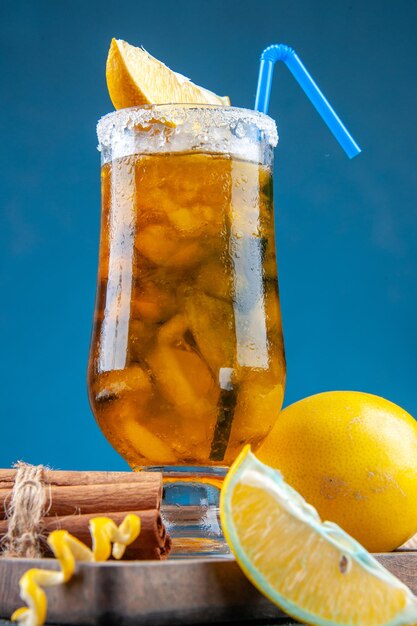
<box><xmin>0</xmin><ymin>553</ymin><xmax>415</xmax><ymax>625</ymax></box>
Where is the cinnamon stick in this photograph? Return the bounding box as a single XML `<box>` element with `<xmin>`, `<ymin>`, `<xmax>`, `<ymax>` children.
<box><xmin>0</xmin><ymin>481</ymin><xmax>162</xmax><ymax>520</ymax></box>
<box><xmin>0</xmin><ymin>510</ymin><xmax>171</xmax><ymax>560</ymax></box>
<box><xmin>0</xmin><ymin>469</ymin><xmax>160</xmax><ymax>489</ymax></box>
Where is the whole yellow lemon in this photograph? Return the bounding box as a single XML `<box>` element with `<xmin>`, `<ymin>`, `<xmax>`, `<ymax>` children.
<box><xmin>256</xmin><ymin>391</ymin><xmax>417</xmax><ymax>552</ymax></box>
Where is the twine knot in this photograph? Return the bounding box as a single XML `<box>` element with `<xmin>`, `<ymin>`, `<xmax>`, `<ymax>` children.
<box><xmin>1</xmin><ymin>462</ymin><xmax>46</xmax><ymax>558</ymax></box>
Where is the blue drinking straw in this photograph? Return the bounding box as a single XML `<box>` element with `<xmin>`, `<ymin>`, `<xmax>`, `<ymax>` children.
<box><xmin>255</xmin><ymin>44</ymin><xmax>361</xmax><ymax>159</ymax></box>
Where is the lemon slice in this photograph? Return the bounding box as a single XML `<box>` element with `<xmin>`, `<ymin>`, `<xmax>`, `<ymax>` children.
<box><xmin>106</xmin><ymin>39</ymin><xmax>230</xmax><ymax>109</ymax></box>
<box><xmin>220</xmin><ymin>446</ymin><xmax>417</xmax><ymax>626</ymax></box>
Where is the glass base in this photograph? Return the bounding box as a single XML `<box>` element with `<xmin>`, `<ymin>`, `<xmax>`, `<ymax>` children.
<box><xmin>144</xmin><ymin>466</ymin><xmax>232</xmax><ymax>558</ymax></box>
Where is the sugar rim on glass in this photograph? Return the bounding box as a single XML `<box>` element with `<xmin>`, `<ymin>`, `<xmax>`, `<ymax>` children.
<box><xmin>96</xmin><ymin>104</ymin><xmax>278</xmax><ymax>150</ymax></box>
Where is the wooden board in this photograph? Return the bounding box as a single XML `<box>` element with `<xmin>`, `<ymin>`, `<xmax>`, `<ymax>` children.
<box><xmin>0</xmin><ymin>553</ymin><xmax>416</xmax><ymax>625</ymax></box>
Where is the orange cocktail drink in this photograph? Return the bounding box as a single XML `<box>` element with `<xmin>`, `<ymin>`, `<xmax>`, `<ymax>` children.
<box><xmin>88</xmin><ymin>105</ymin><xmax>284</xmax><ymax>555</ymax></box>
<box><xmin>88</xmin><ymin>105</ymin><xmax>285</xmax><ymax>471</ymax></box>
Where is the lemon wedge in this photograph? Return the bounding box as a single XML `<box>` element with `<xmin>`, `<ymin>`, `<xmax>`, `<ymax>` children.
<box><xmin>106</xmin><ymin>38</ymin><xmax>230</xmax><ymax>109</ymax></box>
<box><xmin>220</xmin><ymin>446</ymin><xmax>417</xmax><ymax>626</ymax></box>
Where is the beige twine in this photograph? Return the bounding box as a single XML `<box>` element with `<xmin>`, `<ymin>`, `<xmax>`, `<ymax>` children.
<box><xmin>1</xmin><ymin>462</ymin><xmax>46</xmax><ymax>558</ymax></box>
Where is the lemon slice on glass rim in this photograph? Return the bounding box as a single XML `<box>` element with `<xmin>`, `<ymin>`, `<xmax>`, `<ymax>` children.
<box><xmin>106</xmin><ymin>38</ymin><xmax>230</xmax><ymax>109</ymax></box>
<box><xmin>220</xmin><ymin>446</ymin><xmax>417</xmax><ymax>626</ymax></box>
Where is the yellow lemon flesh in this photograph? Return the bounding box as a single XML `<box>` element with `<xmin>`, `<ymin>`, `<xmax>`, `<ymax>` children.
<box><xmin>221</xmin><ymin>447</ymin><xmax>417</xmax><ymax>626</ymax></box>
<box><xmin>106</xmin><ymin>38</ymin><xmax>230</xmax><ymax>109</ymax></box>
<box><xmin>256</xmin><ymin>391</ymin><xmax>417</xmax><ymax>552</ymax></box>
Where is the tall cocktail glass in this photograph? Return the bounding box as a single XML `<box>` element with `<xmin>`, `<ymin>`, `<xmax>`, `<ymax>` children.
<box><xmin>88</xmin><ymin>104</ymin><xmax>285</xmax><ymax>555</ymax></box>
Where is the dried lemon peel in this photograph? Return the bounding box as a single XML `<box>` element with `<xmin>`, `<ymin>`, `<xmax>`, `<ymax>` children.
<box><xmin>11</xmin><ymin>514</ymin><xmax>140</xmax><ymax>626</ymax></box>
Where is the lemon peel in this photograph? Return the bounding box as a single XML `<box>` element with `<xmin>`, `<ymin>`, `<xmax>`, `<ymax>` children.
<box><xmin>11</xmin><ymin>514</ymin><xmax>140</xmax><ymax>626</ymax></box>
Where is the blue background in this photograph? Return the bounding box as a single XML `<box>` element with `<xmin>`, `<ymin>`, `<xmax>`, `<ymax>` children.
<box><xmin>1</xmin><ymin>0</ymin><xmax>416</xmax><ymax>470</ymax></box>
